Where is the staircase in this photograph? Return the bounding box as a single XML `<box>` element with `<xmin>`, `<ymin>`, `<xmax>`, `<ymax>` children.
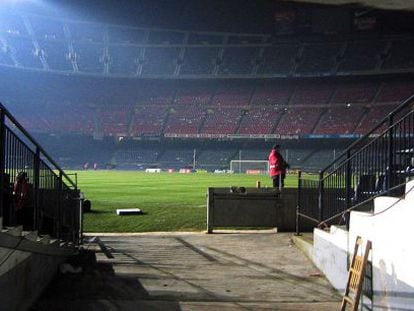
<box><xmin>0</xmin><ymin>104</ymin><xmax>80</xmax><ymax>243</ymax></box>
<box><xmin>296</xmin><ymin>180</ymin><xmax>414</xmax><ymax>310</ymax></box>
<box><xmin>295</xmin><ymin>93</ymin><xmax>414</xmax><ymax>311</ymax></box>
<box><xmin>0</xmin><ymin>224</ymin><xmax>74</xmax><ymax>310</ymax></box>
<box><xmin>0</xmin><ymin>104</ymin><xmax>81</xmax><ymax>310</ymax></box>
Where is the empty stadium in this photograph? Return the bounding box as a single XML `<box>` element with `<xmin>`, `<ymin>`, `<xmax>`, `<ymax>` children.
<box><xmin>0</xmin><ymin>0</ymin><xmax>413</xmax><ymax>310</ymax></box>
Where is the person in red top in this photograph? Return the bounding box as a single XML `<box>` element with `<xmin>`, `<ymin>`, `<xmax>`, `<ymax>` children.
<box><xmin>268</xmin><ymin>144</ymin><xmax>289</xmax><ymax>189</ymax></box>
<box><xmin>13</xmin><ymin>171</ymin><xmax>29</xmax><ymax>225</ymax></box>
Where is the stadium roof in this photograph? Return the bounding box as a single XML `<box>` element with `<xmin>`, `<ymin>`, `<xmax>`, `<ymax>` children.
<box><xmin>281</xmin><ymin>0</ymin><xmax>414</xmax><ymax>11</ymax></box>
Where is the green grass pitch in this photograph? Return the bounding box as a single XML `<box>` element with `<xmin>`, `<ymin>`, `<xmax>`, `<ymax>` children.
<box><xmin>71</xmin><ymin>170</ymin><xmax>298</xmax><ymax>233</ymax></box>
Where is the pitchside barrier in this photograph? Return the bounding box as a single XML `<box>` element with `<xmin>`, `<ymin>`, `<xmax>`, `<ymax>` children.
<box><xmin>206</xmin><ymin>187</ymin><xmax>313</xmax><ymax>233</ymax></box>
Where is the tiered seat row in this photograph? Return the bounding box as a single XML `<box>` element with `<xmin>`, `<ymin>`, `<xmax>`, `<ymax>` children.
<box><xmin>354</xmin><ymin>105</ymin><xmax>395</xmax><ymax>134</ymax></box>
<box><xmin>314</xmin><ymin>107</ymin><xmax>365</xmax><ymax>135</ymax></box>
<box><xmin>97</xmin><ymin>106</ymin><xmax>130</xmax><ymax>136</ymax></box>
<box><xmin>252</xmin><ymin>84</ymin><xmax>293</xmax><ymax>105</ymax></box>
<box><xmin>238</xmin><ymin>106</ymin><xmax>281</xmax><ymax>135</ymax></box>
<box><xmin>332</xmin><ymin>83</ymin><xmax>378</xmax><ymax>104</ymax></box>
<box><xmin>11</xmin><ymin>80</ymin><xmax>414</xmax><ymax>138</ymax></box>
<box><xmin>175</xmin><ymin>88</ymin><xmax>213</xmax><ymax>105</ymax></box>
<box><xmin>164</xmin><ymin>105</ymin><xmax>205</xmax><ymax>135</ymax></box>
<box><xmin>131</xmin><ymin>105</ymin><xmax>168</xmax><ymax>137</ymax></box>
<box><xmin>290</xmin><ymin>85</ymin><xmax>333</xmax><ymax>105</ymax></box>
<box><xmin>201</xmin><ymin>107</ymin><xmax>242</xmax><ymax>135</ymax></box>
<box><xmin>276</xmin><ymin>107</ymin><xmax>322</xmax><ymax>135</ymax></box>
<box><xmin>213</xmin><ymin>86</ymin><xmax>252</xmax><ymax>106</ymax></box>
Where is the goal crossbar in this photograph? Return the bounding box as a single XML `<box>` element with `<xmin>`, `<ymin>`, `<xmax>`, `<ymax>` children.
<box><xmin>230</xmin><ymin>160</ymin><xmax>269</xmax><ymax>174</ymax></box>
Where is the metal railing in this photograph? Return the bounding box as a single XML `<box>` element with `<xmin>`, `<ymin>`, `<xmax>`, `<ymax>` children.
<box><xmin>297</xmin><ymin>95</ymin><xmax>414</xmax><ymax>233</ymax></box>
<box><xmin>0</xmin><ymin>104</ymin><xmax>81</xmax><ymax>245</ymax></box>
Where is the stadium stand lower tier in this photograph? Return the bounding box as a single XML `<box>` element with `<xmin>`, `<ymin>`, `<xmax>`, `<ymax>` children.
<box><xmin>33</xmin><ymin>133</ymin><xmax>349</xmax><ymax>172</ymax></box>
<box><xmin>0</xmin><ymin>56</ymin><xmax>413</xmax><ymax>142</ymax></box>
<box><xmin>6</xmin><ymin>78</ymin><xmax>413</xmax><ymax>139</ymax></box>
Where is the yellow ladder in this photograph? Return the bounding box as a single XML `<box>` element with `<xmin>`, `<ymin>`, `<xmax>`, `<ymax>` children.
<box><xmin>340</xmin><ymin>236</ymin><xmax>372</xmax><ymax>311</ymax></box>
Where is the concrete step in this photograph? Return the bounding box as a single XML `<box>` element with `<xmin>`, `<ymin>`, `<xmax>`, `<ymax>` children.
<box><xmin>5</xmin><ymin>225</ymin><xmax>23</xmax><ymax>237</ymax></box>
<box><xmin>23</xmin><ymin>230</ymin><xmax>38</xmax><ymax>242</ymax></box>
<box><xmin>39</xmin><ymin>235</ymin><xmax>51</xmax><ymax>245</ymax></box>
<box><xmin>49</xmin><ymin>239</ymin><xmax>61</xmax><ymax>246</ymax></box>
<box><xmin>292</xmin><ymin>233</ymin><xmax>313</xmax><ymax>260</ymax></box>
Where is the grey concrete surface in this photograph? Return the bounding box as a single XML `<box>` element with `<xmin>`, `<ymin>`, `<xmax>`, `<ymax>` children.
<box><xmin>33</xmin><ymin>232</ymin><xmax>341</xmax><ymax>311</ymax></box>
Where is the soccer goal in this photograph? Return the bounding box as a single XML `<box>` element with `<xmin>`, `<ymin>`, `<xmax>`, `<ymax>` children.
<box><xmin>229</xmin><ymin>160</ymin><xmax>269</xmax><ymax>174</ymax></box>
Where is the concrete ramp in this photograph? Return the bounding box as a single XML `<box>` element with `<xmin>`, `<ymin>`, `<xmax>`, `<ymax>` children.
<box><xmin>34</xmin><ymin>232</ymin><xmax>341</xmax><ymax>310</ymax></box>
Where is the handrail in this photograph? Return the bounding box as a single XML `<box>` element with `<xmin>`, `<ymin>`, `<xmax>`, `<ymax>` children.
<box><xmin>0</xmin><ymin>103</ymin><xmax>82</xmax><ymax>244</ymax></box>
<box><xmin>321</xmin><ymin>93</ymin><xmax>414</xmax><ymax>173</ymax></box>
<box><xmin>0</xmin><ymin>103</ymin><xmax>77</xmax><ymax>189</ymax></box>
<box><xmin>297</xmin><ymin>94</ymin><xmax>414</xmax><ymax>234</ymax></box>
<box><xmin>322</xmin><ymin>109</ymin><xmax>414</xmax><ymax>182</ymax></box>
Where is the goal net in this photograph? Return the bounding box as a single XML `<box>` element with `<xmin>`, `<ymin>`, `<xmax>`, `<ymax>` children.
<box><xmin>229</xmin><ymin>160</ymin><xmax>269</xmax><ymax>174</ymax></box>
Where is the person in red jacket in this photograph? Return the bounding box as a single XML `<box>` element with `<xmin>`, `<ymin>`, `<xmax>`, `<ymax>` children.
<box><xmin>13</xmin><ymin>171</ymin><xmax>29</xmax><ymax>225</ymax></box>
<box><xmin>268</xmin><ymin>144</ymin><xmax>289</xmax><ymax>189</ymax></box>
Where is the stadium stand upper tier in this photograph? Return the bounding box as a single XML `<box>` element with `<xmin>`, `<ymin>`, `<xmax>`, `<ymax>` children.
<box><xmin>0</xmin><ymin>12</ymin><xmax>414</xmax><ymax>78</ymax></box>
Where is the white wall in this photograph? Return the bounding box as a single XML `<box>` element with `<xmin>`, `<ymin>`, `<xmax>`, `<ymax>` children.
<box><xmin>312</xmin><ymin>180</ymin><xmax>414</xmax><ymax>310</ymax></box>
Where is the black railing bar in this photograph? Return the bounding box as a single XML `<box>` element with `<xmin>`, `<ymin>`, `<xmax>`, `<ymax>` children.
<box><xmin>65</xmin><ymin>173</ymin><xmax>78</xmax><ymax>188</ymax></box>
<box><xmin>322</xmin><ymin>95</ymin><xmax>414</xmax><ymax>174</ymax></box>
<box><xmin>298</xmin><ymin>177</ymin><xmax>320</xmax><ymax>183</ymax></box>
<box><xmin>39</xmin><ymin>156</ymin><xmax>75</xmax><ymax>188</ymax></box>
<box><xmin>322</xmin><ymin>112</ymin><xmax>414</xmax><ymax>175</ymax></box>
<box><xmin>321</xmin><ymin>111</ymin><xmax>414</xmax><ymax>182</ymax></box>
<box><xmin>5</xmin><ymin>125</ymin><xmax>36</xmax><ymax>158</ymax></box>
<box><xmin>297</xmin><ymin>212</ymin><xmax>320</xmax><ymax>224</ymax></box>
<box><xmin>0</xmin><ymin>104</ymin><xmax>77</xmax><ymax>189</ymax></box>
<box><xmin>35</xmin><ymin>154</ymin><xmax>75</xmax><ymax>189</ymax></box>
<box><xmin>319</xmin><ymin>181</ymin><xmax>408</xmax><ymax>225</ymax></box>
<box><xmin>346</xmin><ymin>110</ymin><xmax>412</xmax><ymax>164</ymax></box>
<box><xmin>41</xmin><ymin>160</ymin><xmax>75</xmax><ymax>189</ymax></box>
<box><xmin>59</xmin><ymin>172</ymin><xmax>76</xmax><ymax>189</ymax></box>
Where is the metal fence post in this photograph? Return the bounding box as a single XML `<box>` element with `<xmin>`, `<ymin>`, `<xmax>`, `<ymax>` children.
<box><xmin>33</xmin><ymin>147</ymin><xmax>40</xmax><ymax>230</ymax></box>
<box><xmin>318</xmin><ymin>171</ymin><xmax>324</xmax><ymax>223</ymax></box>
<box><xmin>57</xmin><ymin>171</ymin><xmax>63</xmax><ymax>238</ymax></box>
<box><xmin>345</xmin><ymin>149</ymin><xmax>352</xmax><ymax>229</ymax></box>
<box><xmin>387</xmin><ymin>114</ymin><xmax>394</xmax><ymax>191</ymax></box>
<box><xmin>296</xmin><ymin>170</ymin><xmax>302</xmax><ymax>236</ymax></box>
<box><xmin>0</xmin><ymin>109</ymin><xmax>5</xmax><ymax>221</ymax></box>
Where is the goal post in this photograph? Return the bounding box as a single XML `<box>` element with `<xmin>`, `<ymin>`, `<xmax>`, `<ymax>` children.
<box><xmin>229</xmin><ymin>160</ymin><xmax>269</xmax><ymax>174</ymax></box>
